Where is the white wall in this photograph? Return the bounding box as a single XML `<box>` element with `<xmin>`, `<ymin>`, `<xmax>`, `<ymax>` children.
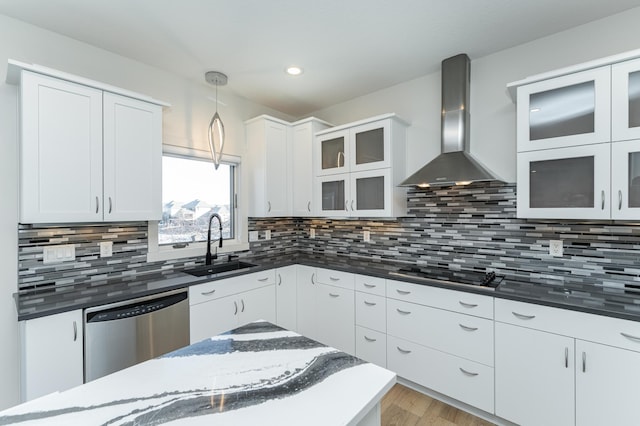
<box><xmin>311</xmin><ymin>7</ymin><xmax>640</xmax><ymax>183</ymax></box>
<box><xmin>0</xmin><ymin>14</ymin><xmax>291</xmax><ymax>410</ymax></box>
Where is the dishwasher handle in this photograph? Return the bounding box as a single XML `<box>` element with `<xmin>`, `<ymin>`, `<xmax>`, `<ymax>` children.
<box><xmin>85</xmin><ymin>289</ymin><xmax>188</xmax><ymax>323</ymax></box>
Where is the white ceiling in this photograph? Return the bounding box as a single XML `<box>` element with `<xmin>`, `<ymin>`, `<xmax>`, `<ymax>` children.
<box><xmin>1</xmin><ymin>0</ymin><xmax>640</xmax><ymax>116</ymax></box>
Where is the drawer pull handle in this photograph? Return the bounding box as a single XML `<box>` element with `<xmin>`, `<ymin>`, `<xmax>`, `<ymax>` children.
<box><xmin>258</xmin><ymin>277</ymin><xmax>269</xmax><ymax>282</ymax></box>
<box><xmin>363</xmin><ymin>283</ymin><xmax>376</xmax><ymax>288</ymax></box>
<box><xmin>267</xmin><ymin>201</ymin><xmax>271</xmax><ymax>212</ymax></box>
<box><xmin>565</xmin><ymin>347</ymin><xmax>569</xmax><ymax>368</ymax></box>
<box><xmin>364</xmin><ymin>336</ymin><xmax>377</xmax><ymax>342</ymax></box>
<box><xmin>621</xmin><ymin>332</ymin><xmax>640</xmax><ymax>342</ymax></box>
<box><xmin>601</xmin><ymin>190</ymin><xmax>605</xmax><ymax>210</ymax></box>
<box><xmin>459</xmin><ymin>324</ymin><xmax>478</xmax><ymax>332</ymax></box>
<box><xmin>201</xmin><ymin>289</ymin><xmax>216</xmax><ymax>296</ymax></box>
<box><xmin>96</xmin><ymin>196</ymin><xmax>100</xmax><ymax>214</ymax></box>
<box><xmin>512</xmin><ymin>311</ymin><xmax>536</xmax><ymax>320</ymax></box>
<box><xmin>582</xmin><ymin>351</ymin><xmax>586</xmax><ymax>373</ymax></box>
<box><xmin>459</xmin><ymin>368</ymin><xmax>479</xmax><ymax>377</ymax></box>
<box><xmin>329</xmin><ymin>293</ymin><xmax>340</xmax><ymax>298</ymax></box>
<box><xmin>329</xmin><ymin>276</ymin><xmax>340</xmax><ymax>281</ymax></box>
<box><xmin>73</xmin><ymin>321</ymin><xmax>78</xmax><ymax>342</ymax></box>
<box><xmin>241</xmin><ymin>299</ymin><xmax>245</xmax><ymax>312</ymax></box>
<box><xmin>397</xmin><ymin>346</ymin><xmax>411</xmax><ymax>354</ymax></box>
<box><xmin>364</xmin><ymin>301</ymin><xmax>377</xmax><ymax>306</ymax></box>
<box><xmin>277</xmin><ymin>274</ymin><xmax>282</xmax><ymax>286</ymax></box>
<box><xmin>396</xmin><ymin>289</ymin><xmax>411</xmax><ymax>295</ymax></box>
<box><xmin>396</xmin><ymin>308</ymin><xmax>411</xmax><ymax>315</ymax></box>
<box><xmin>108</xmin><ymin>196</ymin><xmax>113</xmax><ymax>214</ymax></box>
<box><xmin>459</xmin><ymin>301</ymin><xmax>478</xmax><ymax>308</ymax></box>
<box><xmin>307</xmin><ymin>201</ymin><xmax>311</xmax><ymax>212</ymax></box>
<box><xmin>234</xmin><ymin>301</ymin><xmax>238</xmax><ymax>315</ymax></box>
<box><xmin>311</xmin><ymin>273</ymin><xmax>316</xmax><ymax>285</ymax></box>
<box><xmin>619</xmin><ymin>190</ymin><xmax>623</xmax><ymax>210</ymax></box>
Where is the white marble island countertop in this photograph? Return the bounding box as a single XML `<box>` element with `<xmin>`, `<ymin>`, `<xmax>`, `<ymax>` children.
<box><xmin>0</xmin><ymin>321</ymin><xmax>396</xmax><ymax>425</ymax></box>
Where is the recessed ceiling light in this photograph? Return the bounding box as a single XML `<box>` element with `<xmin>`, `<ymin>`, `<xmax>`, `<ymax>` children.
<box><xmin>286</xmin><ymin>66</ymin><xmax>303</xmax><ymax>76</ymax></box>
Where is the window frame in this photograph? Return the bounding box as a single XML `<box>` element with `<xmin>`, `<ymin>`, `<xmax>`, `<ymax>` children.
<box><xmin>147</xmin><ymin>145</ymin><xmax>248</xmax><ymax>263</ymax></box>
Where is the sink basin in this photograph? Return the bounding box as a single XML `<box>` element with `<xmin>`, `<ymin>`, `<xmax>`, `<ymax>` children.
<box><xmin>184</xmin><ymin>261</ymin><xmax>257</xmax><ymax>277</ymax></box>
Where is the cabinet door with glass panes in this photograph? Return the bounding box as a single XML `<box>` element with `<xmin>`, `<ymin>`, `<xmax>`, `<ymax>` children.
<box><xmin>517</xmin><ymin>143</ymin><xmax>611</xmax><ymax>219</ymax></box>
<box><xmin>348</xmin><ymin>119</ymin><xmax>391</xmax><ymax>172</ymax></box>
<box><xmin>349</xmin><ymin>169</ymin><xmax>392</xmax><ymax>217</ymax></box>
<box><xmin>316</xmin><ymin>173</ymin><xmax>350</xmax><ymax>216</ymax></box>
<box><xmin>517</xmin><ymin>67</ymin><xmax>611</xmax><ymax>152</ymax></box>
<box><xmin>315</xmin><ymin>129</ymin><xmax>350</xmax><ymax>176</ymax></box>
<box><xmin>611</xmin><ymin>140</ymin><xmax>640</xmax><ymax>219</ymax></box>
<box><xmin>612</xmin><ymin>58</ymin><xmax>640</xmax><ymax>142</ymax></box>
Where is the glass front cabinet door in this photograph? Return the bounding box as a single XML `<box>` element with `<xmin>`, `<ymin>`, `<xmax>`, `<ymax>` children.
<box><xmin>350</xmin><ymin>169</ymin><xmax>392</xmax><ymax>217</ymax></box>
<box><xmin>349</xmin><ymin>120</ymin><xmax>391</xmax><ymax>172</ymax></box>
<box><xmin>316</xmin><ymin>174</ymin><xmax>349</xmax><ymax>216</ymax></box>
<box><xmin>611</xmin><ymin>140</ymin><xmax>640</xmax><ymax>219</ymax></box>
<box><xmin>316</xmin><ymin>129</ymin><xmax>349</xmax><ymax>176</ymax></box>
<box><xmin>517</xmin><ymin>67</ymin><xmax>611</xmax><ymax>152</ymax></box>
<box><xmin>517</xmin><ymin>143</ymin><xmax>611</xmax><ymax>219</ymax></box>
<box><xmin>612</xmin><ymin>58</ymin><xmax>640</xmax><ymax>142</ymax></box>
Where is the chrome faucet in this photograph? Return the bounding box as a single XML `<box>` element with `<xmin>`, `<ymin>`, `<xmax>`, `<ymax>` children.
<box><xmin>205</xmin><ymin>213</ymin><xmax>223</xmax><ymax>265</ymax></box>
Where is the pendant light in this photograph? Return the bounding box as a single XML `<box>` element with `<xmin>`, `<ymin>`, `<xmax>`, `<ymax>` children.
<box><xmin>205</xmin><ymin>71</ymin><xmax>228</xmax><ymax>170</ymax></box>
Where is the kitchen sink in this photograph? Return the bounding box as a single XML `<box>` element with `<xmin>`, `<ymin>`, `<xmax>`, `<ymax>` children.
<box><xmin>184</xmin><ymin>261</ymin><xmax>257</xmax><ymax>277</ymax></box>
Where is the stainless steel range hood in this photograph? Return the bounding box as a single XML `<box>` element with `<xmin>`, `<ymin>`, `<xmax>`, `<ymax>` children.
<box><xmin>400</xmin><ymin>54</ymin><xmax>502</xmax><ymax>187</ymax></box>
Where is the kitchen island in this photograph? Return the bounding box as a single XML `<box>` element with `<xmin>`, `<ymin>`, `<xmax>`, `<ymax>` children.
<box><xmin>0</xmin><ymin>321</ymin><xmax>395</xmax><ymax>425</ymax></box>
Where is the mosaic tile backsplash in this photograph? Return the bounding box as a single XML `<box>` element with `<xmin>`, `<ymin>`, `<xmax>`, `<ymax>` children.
<box><xmin>17</xmin><ymin>182</ymin><xmax>640</xmax><ymax>293</ymax></box>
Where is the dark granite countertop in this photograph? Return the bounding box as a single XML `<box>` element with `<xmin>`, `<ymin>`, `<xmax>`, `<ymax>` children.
<box><xmin>15</xmin><ymin>253</ymin><xmax>640</xmax><ymax>323</ymax></box>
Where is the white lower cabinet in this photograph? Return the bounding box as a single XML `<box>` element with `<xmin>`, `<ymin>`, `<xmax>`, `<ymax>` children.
<box><xmin>495</xmin><ymin>298</ymin><xmax>640</xmax><ymax>426</ymax></box>
<box><xmin>387</xmin><ymin>335</ymin><xmax>494</xmax><ymax>413</ymax></box>
<box><xmin>20</xmin><ymin>309</ymin><xmax>83</xmax><ymax>402</ymax></box>
<box><xmin>315</xmin><ymin>283</ymin><xmax>355</xmax><ymax>354</ymax></box>
<box><xmin>494</xmin><ymin>322</ymin><xmax>575</xmax><ymax>426</ymax></box>
<box><xmin>296</xmin><ymin>265</ymin><xmax>320</xmax><ymax>342</ymax></box>
<box><xmin>189</xmin><ymin>271</ymin><xmax>276</xmax><ymax>343</ymax></box>
<box><xmin>355</xmin><ymin>326</ymin><xmax>386</xmax><ymax>367</ymax></box>
<box><xmin>575</xmin><ymin>339</ymin><xmax>640</xmax><ymax>426</ymax></box>
<box><xmin>275</xmin><ymin>265</ymin><xmax>297</xmax><ymax>331</ymax></box>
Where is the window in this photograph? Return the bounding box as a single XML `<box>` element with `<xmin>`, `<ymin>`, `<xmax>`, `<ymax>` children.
<box><xmin>160</xmin><ymin>154</ymin><xmax>234</xmax><ymax>246</ymax></box>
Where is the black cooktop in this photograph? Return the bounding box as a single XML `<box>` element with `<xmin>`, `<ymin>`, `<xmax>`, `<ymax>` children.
<box><xmin>390</xmin><ymin>266</ymin><xmax>504</xmax><ymax>290</ymax></box>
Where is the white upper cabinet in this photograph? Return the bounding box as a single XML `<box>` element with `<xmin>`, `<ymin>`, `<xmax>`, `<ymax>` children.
<box><xmin>316</xmin><ymin>129</ymin><xmax>350</xmax><ymax>176</ymax></box>
<box><xmin>510</xmin><ymin>50</ymin><xmax>640</xmax><ymax>220</ymax></box>
<box><xmin>516</xmin><ymin>67</ymin><xmax>611</xmax><ymax>152</ymax></box>
<box><xmin>517</xmin><ymin>143</ymin><xmax>611</xmax><ymax>219</ymax></box>
<box><xmin>245</xmin><ymin>116</ymin><xmax>289</xmax><ymax>217</ymax></box>
<box><xmin>16</xmin><ymin>66</ymin><xmax>165</xmax><ymax>224</ymax></box>
<box><xmin>612</xmin><ymin>57</ymin><xmax>640</xmax><ymax>142</ymax></box>
<box><xmin>291</xmin><ymin>118</ymin><xmax>331</xmax><ymax>216</ymax></box>
<box><xmin>103</xmin><ymin>93</ymin><xmax>162</xmax><ymax>221</ymax></box>
<box><xmin>314</xmin><ymin>114</ymin><xmax>407</xmax><ymax>218</ymax></box>
<box><xmin>20</xmin><ymin>72</ymin><xmax>104</xmax><ymax>223</ymax></box>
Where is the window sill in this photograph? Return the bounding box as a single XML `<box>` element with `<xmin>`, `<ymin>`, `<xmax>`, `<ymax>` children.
<box><xmin>147</xmin><ymin>241</ymin><xmax>250</xmax><ymax>263</ymax></box>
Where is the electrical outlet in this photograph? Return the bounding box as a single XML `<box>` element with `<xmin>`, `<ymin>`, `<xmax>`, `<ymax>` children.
<box><xmin>549</xmin><ymin>240</ymin><xmax>563</xmax><ymax>257</ymax></box>
<box><xmin>363</xmin><ymin>230</ymin><xmax>370</xmax><ymax>242</ymax></box>
<box><xmin>310</xmin><ymin>228</ymin><xmax>316</xmax><ymax>239</ymax></box>
<box><xmin>249</xmin><ymin>231</ymin><xmax>259</xmax><ymax>242</ymax></box>
<box><xmin>265</xmin><ymin>230</ymin><xmax>271</xmax><ymax>240</ymax></box>
<box><xmin>100</xmin><ymin>241</ymin><xmax>113</xmax><ymax>257</ymax></box>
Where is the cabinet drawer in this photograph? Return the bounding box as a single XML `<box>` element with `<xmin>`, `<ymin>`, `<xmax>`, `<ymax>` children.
<box><xmin>355</xmin><ymin>274</ymin><xmax>386</xmax><ymax>296</ymax></box>
<box><xmin>387</xmin><ymin>299</ymin><xmax>493</xmax><ymax>366</ymax></box>
<box><xmin>496</xmin><ymin>298</ymin><xmax>640</xmax><ymax>353</ymax></box>
<box><xmin>355</xmin><ymin>326</ymin><xmax>386</xmax><ymax>367</ymax></box>
<box><xmin>316</xmin><ymin>268</ymin><xmax>354</xmax><ymax>290</ymax></box>
<box><xmin>387</xmin><ymin>335</ymin><xmax>494</xmax><ymax>414</ymax></box>
<box><xmin>189</xmin><ymin>270</ymin><xmax>276</xmax><ymax>306</ymax></box>
<box><xmin>387</xmin><ymin>279</ymin><xmax>493</xmax><ymax>319</ymax></box>
<box><xmin>355</xmin><ymin>292</ymin><xmax>386</xmax><ymax>332</ymax></box>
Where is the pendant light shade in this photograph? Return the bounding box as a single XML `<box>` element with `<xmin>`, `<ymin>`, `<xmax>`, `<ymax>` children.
<box><xmin>205</xmin><ymin>71</ymin><xmax>228</xmax><ymax>170</ymax></box>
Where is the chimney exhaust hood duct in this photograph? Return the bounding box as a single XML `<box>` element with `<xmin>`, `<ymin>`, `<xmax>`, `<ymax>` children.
<box><xmin>400</xmin><ymin>54</ymin><xmax>503</xmax><ymax>187</ymax></box>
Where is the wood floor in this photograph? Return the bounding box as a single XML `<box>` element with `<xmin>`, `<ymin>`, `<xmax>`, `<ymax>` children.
<box><xmin>381</xmin><ymin>384</ymin><xmax>495</xmax><ymax>426</ymax></box>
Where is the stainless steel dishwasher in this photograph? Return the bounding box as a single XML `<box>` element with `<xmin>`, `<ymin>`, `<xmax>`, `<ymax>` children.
<box><xmin>84</xmin><ymin>288</ymin><xmax>189</xmax><ymax>382</ymax></box>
